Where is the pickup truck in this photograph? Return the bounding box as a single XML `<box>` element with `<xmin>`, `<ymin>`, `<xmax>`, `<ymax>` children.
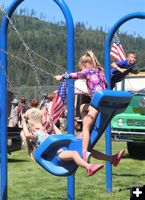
<box><xmin>111</xmin><ymin>72</ymin><xmax>145</xmax><ymax>159</ymax></box>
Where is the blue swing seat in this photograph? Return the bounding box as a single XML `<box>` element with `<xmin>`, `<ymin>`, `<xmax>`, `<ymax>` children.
<box><xmin>34</xmin><ymin>90</ymin><xmax>132</xmax><ymax>176</ymax></box>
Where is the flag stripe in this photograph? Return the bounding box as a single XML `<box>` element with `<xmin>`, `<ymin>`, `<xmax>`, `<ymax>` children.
<box><xmin>110</xmin><ymin>33</ymin><xmax>127</xmax><ymax>61</ymax></box>
<box><xmin>50</xmin><ymin>80</ymin><xmax>67</xmax><ymax>125</ymax></box>
<box><xmin>41</xmin><ymin>80</ymin><xmax>67</xmax><ymax>134</ymax></box>
<box><xmin>52</xmin><ymin>98</ymin><xmax>66</xmax><ymax>112</ymax></box>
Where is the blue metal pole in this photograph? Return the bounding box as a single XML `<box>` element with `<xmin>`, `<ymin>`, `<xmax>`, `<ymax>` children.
<box><xmin>1</xmin><ymin>0</ymin><xmax>74</xmax><ymax>199</ymax></box>
<box><xmin>0</xmin><ymin>27</ymin><xmax>1</xmax><ymax>200</ymax></box>
<box><xmin>0</xmin><ymin>1</ymin><xmax>24</xmax><ymax>199</ymax></box>
<box><xmin>104</xmin><ymin>12</ymin><xmax>145</xmax><ymax>193</ymax></box>
<box><xmin>53</xmin><ymin>1</ymin><xmax>75</xmax><ymax>199</ymax></box>
<box><xmin>0</xmin><ymin>25</ymin><xmax>8</xmax><ymax>200</ymax></box>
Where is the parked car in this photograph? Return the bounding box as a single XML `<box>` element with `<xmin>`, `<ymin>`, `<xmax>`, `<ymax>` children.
<box><xmin>111</xmin><ymin>72</ymin><xmax>145</xmax><ymax>159</ymax></box>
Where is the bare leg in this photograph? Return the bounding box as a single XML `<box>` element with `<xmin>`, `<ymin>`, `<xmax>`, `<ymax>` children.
<box><xmin>91</xmin><ymin>149</ymin><xmax>112</xmax><ymax>162</ymax></box>
<box><xmin>58</xmin><ymin>150</ymin><xmax>104</xmax><ymax>176</ymax></box>
<box><xmin>80</xmin><ymin>103</ymin><xmax>89</xmax><ymax>120</ymax></box>
<box><xmin>82</xmin><ymin>106</ymin><xmax>98</xmax><ymax>153</ymax></box>
<box><xmin>91</xmin><ymin>149</ymin><xmax>125</xmax><ymax>167</ymax></box>
<box><xmin>58</xmin><ymin>150</ymin><xmax>90</xmax><ymax>169</ymax></box>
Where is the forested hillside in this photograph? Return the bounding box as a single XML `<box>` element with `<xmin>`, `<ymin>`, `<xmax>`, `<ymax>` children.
<box><xmin>1</xmin><ymin>12</ymin><xmax>145</xmax><ymax>89</ymax></box>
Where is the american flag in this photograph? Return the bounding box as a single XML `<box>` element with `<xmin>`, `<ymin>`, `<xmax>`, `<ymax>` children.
<box><xmin>42</xmin><ymin>80</ymin><xmax>67</xmax><ymax>134</ymax></box>
<box><xmin>110</xmin><ymin>32</ymin><xmax>127</xmax><ymax>61</ymax></box>
<box><xmin>50</xmin><ymin>80</ymin><xmax>67</xmax><ymax>124</ymax></box>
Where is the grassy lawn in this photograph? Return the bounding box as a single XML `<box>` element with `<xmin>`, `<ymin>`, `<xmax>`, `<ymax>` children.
<box><xmin>8</xmin><ymin>136</ymin><xmax>145</xmax><ymax>200</ymax></box>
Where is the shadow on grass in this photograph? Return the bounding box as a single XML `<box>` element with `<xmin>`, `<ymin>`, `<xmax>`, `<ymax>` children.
<box><xmin>123</xmin><ymin>154</ymin><xmax>145</xmax><ymax>160</ymax></box>
<box><xmin>123</xmin><ymin>154</ymin><xmax>131</xmax><ymax>159</ymax></box>
<box><xmin>113</xmin><ymin>173</ymin><xmax>145</xmax><ymax>177</ymax></box>
<box><xmin>40</xmin><ymin>198</ymin><xmax>66</xmax><ymax>200</ymax></box>
<box><xmin>117</xmin><ymin>184</ymin><xmax>145</xmax><ymax>193</ymax></box>
<box><xmin>8</xmin><ymin>158</ymin><xmax>30</xmax><ymax>163</ymax></box>
<box><xmin>113</xmin><ymin>185</ymin><xmax>143</xmax><ymax>193</ymax></box>
<box><xmin>117</xmin><ymin>186</ymin><xmax>131</xmax><ymax>192</ymax></box>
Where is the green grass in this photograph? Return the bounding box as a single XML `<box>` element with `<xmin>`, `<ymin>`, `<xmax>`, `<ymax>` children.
<box><xmin>8</xmin><ymin>136</ymin><xmax>145</xmax><ymax>200</ymax></box>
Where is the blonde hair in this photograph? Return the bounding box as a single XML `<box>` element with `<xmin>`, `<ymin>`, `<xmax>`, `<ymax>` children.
<box><xmin>78</xmin><ymin>49</ymin><xmax>103</xmax><ymax>71</ymax></box>
<box><xmin>20</xmin><ymin>130</ymin><xmax>35</xmax><ymax>161</ymax></box>
<box><xmin>21</xmin><ymin>108</ymin><xmax>43</xmax><ymax>161</ymax></box>
<box><xmin>25</xmin><ymin>108</ymin><xmax>43</xmax><ymax>129</ymax></box>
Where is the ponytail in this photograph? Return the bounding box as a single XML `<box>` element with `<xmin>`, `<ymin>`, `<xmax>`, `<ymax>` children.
<box><xmin>85</xmin><ymin>50</ymin><xmax>104</xmax><ymax>71</ymax></box>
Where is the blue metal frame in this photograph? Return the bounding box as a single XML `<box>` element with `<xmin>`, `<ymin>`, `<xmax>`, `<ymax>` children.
<box><xmin>104</xmin><ymin>12</ymin><xmax>145</xmax><ymax>193</ymax></box>
<box><xmin>0</xmin><ymin>0</ymin><xmax>74</xmax><ymax>199</ymax></box>
<box><xmin>52</xmin><ymin>1</ymin><xmax>75</xmax><ymax>199</ymax></box>
<box><xmin>0</xmin><ymin>1</ymin><xmax>24</xmax><ymax>199</ymax></box>
<box><xmin>1</xmin><ymin>0</ymin><xmax>145</xmax><ymax>198</ymax></box>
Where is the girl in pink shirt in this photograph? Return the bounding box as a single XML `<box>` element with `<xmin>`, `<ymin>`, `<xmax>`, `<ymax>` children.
<box><xmin>55</xmin><ymin>50</ymin><xmax>108</xmax><ymax>162</ymax></box>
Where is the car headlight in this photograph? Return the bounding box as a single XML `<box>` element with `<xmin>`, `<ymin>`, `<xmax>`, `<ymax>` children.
<box><xmin>117</xmin><ymin>118</ymin><xmax>125</xmax><ymax>126</ymax></box>
<box><xmin>139</xmin><ymin>97</ymin><xmax>145</xmax><ymax>108</ymax></box>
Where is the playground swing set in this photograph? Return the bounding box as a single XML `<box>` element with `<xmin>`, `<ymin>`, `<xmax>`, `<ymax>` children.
<box><xmin>1</xmin><ymin>0</ymin><xmax>145</xmax><ymax>200</ymax></box>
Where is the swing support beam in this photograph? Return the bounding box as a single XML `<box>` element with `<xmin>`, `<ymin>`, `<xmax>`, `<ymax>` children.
<box><xmin>0</xmin><ymin>0</ymin><xmax>75</xmax><ymax>199</ymax></box>
<box><xmin>1</xmin><ymin>0</ymin><xmax>145</xmax><ymax>198</ymax></box>
<box><xmin>104</xmin><ymin>12</ymin><xmax>145</xmax><ymax>192</ymax></box>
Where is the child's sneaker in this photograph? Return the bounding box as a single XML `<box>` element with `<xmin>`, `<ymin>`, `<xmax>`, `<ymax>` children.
<box><xmin>83</xmin><ymin>151</ymin><xmax>91</xmax><ymax>163</ymax></box>
<box><xmin>87</xmin><ymin>164</ymin><xmax>104</xmax><ymax>176</ymax></box>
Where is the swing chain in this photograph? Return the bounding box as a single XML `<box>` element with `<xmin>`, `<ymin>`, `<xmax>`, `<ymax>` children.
<box><xmin>0</xmin><ymin>2</ymin><xmax>65</xmax><ymax>72</ymax></box>
<box><xmin>0</xmin><ymin>2</ymin><xmax>67</xmax><ymax>95</ymax></box>
<box><xmin>7</xmin><ymin>75</ymin><xmax>17</xmax><ymax>97</ymax></box>
<box><xmin>0</xmin><ymin>2</ymin><xmax>91</xmax><ymax>98</ymax></box>
<box><xmin>0</xmin><ymin>2</ymin><xmax>30</xmax><ymax>52</ymax></box>
<box><xmin>0</xmin><ymin>48</ymin><xmax>54</xmax><ymax>79</ymax></box>
<box><xmin>0</xmin><ymin>62</ymin><xmax>17</xmax><ymax>96</ymax></box>
<box><xmin>1</xmin><ymin>48</ymin><xmax>91</xmax><ymax>98</ymax></box>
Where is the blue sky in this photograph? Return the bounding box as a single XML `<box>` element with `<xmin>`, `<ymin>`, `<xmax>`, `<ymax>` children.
<box><xmin>3</xmin><ymin>0</ymin><xmax>145</xmax><ymax>38</ymax></box>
